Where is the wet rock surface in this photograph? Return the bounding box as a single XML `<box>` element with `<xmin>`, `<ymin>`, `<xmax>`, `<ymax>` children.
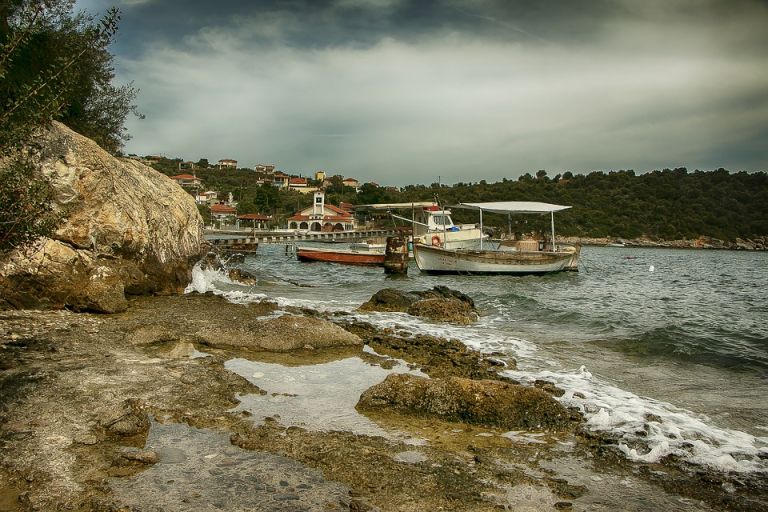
<box><xmin>358</xmin><ymin>374</ymin><xmax>574</xmax><ymax>431</ymax></box>
<box><xmin>358</xmin><ymin>286</ymin><xmax>478</xmax><ymax>323</ymax></box>
<box><xmin>342</xmin><ymin>319</ymin><xmax>516</xmax><ymax>379</ymax></box>
<box><xmin>109</xmin><ymin>421</ymin><xmax>351</xmax><ymax>512</ymax></box>
<box><xmin>0</xmin><ymin>293</ymin><xmax>764</xmax><ymax>511</ymax></box>
<box><xmin>199</xmin><ymin>314</ymin><xmax>362</xmax><ymax>352</ymax></box>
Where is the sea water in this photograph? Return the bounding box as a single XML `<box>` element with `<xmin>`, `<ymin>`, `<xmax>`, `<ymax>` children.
<box><xmin>188</xmin><ymin>245</ymin><xmax>768</xmax><ymax>475</ymax></box>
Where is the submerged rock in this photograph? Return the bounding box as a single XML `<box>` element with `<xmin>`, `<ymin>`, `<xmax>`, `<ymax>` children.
<box><xmin>357</xmin><ymin>374</ymin><xmax>572</xmax><ymax>431</ymax></box>
<box><xmin>0</xmin><ymin>122</ymin><xmax>205</xmax><ymax>313</ymax></box>
<box><xmin>358</xmin><ymin>286</ymin><xmax>478</xmax><ymax>323</ymax></box>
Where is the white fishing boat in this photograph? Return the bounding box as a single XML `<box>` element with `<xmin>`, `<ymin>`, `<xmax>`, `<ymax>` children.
<box><xmin>365</xmin><ymin>202</ymin><xmax>486</xmax><ymax>250</ymax></box>
<box><xmin>412</xmin><ymin>201</ymin><xmax>580</xmax><ymax>275</ymax></box>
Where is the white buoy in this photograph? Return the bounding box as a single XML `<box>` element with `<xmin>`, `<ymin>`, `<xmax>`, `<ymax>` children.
<box><xmin>649</xmin><ymin>265</ymin><xmax>655</xmax><ymax>272</ymax></box>
<box><xmin>579</xmin><ymin>365</ymin><xmax>593</xmax><ymax>379</ymax></box>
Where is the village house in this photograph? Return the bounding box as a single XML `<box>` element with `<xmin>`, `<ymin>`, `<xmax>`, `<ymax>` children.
<box><xmin>288</xmin><ymin>177</ymin><xmax>308</xmax><ymax>190</ymax></box>
<box><xmin>178</xmin><ymin>161</ymin><xmax>196</xmax><ymax>171</ymax></box>
<box><xmin>170</xmin><ymin>174</ymin><xmax>201</xmax><ymax>188</ymax></box>
<box><xmin>217</xmin><ymin>158</ymin><xmax>238</xmax><ymax>169</ymax></box>
<box><xmin>287</xmin><ymin>191</ymin><xmax>355</xmax><ymax>232</ymax></box>
<box><xmin>253</xmin><ymin>164</ymin><xmax>275</xmax><ymax>173</ymax></box>
<box><xmin>342</xmin><ymin>177</ymin><xmax>360</xmax><ymax>191</ymax></box>
<box><xmin>288</xmin><ymin>177</ymin><xmax>317</xmax><ymax>194</ymax></box>
<box><xmin>237</xmin><ymin>213</ymin><xmax>272</xmax><ymax>230</ymax></box>
<box><xmin>195</xmin><ymin>190</ymin><xmax>218</xmax><ymax>205</ymax></box>
<box><xmin>273</xmin><ymin>171</ymin><xmax>290</xmax><ymax>188</ymax></box>
<box><xmin>210</xmin><ymin>203</ymin><xmax>237</xmax><ymax>223</ymax></box>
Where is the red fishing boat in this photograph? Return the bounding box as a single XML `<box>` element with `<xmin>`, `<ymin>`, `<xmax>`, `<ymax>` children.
<box><xmin>295</xmin><ymin>246</ymin><xmax>385</xmax><ymax>266</ymax></box>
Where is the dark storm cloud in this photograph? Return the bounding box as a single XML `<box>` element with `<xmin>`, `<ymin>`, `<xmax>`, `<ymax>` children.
<box><xmin>75</xmin><ymin>0</ymin><xmax>768</xmax><ymax>184</ymax></box>
<box><xmin>93</xmin><ymin>0</ymin><xmax>631</xmax><ymax>54</ymax></box>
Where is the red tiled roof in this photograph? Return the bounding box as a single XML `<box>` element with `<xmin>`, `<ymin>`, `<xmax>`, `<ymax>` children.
<box><xmin>324</xmin><ymin>204</ymin><xmax>351</xmax><ymax>214</ymax></box>
<box><xmin>289</xmin><ymin>177</ymin><xmax>308</xmax><ymax>185</ymax></box>
<box><xmin>238</xmin><ymin>213</ymin><xmax>271</xmax><ymax>221</ymax></box>
<box><xmin>288</xmin><ymin>214</ymin><xmax>351</xmax><ymax>222</ymax></box>
<box><xmin>211</xmin><ymin>204</ymin><xmax>236</xmax><ymax>214</ymax></box>
<box><xmin>170</xmin><ymin>174</ymin><xmax>199</xmax><ymax>180</ymax></box>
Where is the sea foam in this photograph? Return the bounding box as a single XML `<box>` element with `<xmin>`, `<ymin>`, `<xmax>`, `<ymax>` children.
<box><xmin>503</xmin><ymin>367</ymin><xmax>768</xmax><ymax>474</ymax></box>
<box><xmin>186</xmin><ymin>263</ymin><xmax>768</xmax><ymax>474</ymax></box>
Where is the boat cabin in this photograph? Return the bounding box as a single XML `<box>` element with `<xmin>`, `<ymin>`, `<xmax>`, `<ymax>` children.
<box><xmin>413</xmin><ymin>206</ymin><xmax>461</xmax><ymax>237</ymax></box>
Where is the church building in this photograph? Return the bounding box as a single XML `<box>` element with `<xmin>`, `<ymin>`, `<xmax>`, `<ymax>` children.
<box><xmin>287</xmin><ymin>191</ymin><xmax>355</xmax><ymax>232</ymax></box>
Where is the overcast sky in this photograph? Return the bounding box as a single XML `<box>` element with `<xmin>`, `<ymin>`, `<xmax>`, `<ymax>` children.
<box><xmin>73</xmin><ymin>0</ymin><xmax>768</xmax><ymax>186</ymax></box>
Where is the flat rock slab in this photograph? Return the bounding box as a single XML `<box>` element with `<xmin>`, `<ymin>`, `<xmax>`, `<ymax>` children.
<box><xmin>200</xmin><ymin>315</ymin><xmax>362</xmax><ymax>351</ymax></box>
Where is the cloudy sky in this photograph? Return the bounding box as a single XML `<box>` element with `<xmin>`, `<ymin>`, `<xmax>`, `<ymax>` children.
<box><xmin>73</xmin><ymin>0</ymin><xmax>768</xmax><ymax>185</ymax></box>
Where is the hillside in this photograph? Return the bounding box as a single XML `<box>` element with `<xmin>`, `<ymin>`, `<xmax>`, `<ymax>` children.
<box><xmin>147</xmin><ymin>159</ymin><xmax>767</xmax><ymax>242</ymax></box>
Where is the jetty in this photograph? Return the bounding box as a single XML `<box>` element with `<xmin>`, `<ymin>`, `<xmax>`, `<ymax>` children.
<box><xmin>205</xmin><ymin>228</ymin><xmax>402</xmax><ymax>251</ymax></box>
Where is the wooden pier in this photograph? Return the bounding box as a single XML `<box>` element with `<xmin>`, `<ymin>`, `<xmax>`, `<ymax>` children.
<box><xmin>205</xmin><ymin>229</ymin><xmax>401</xmax><ymax>250</ymax></box>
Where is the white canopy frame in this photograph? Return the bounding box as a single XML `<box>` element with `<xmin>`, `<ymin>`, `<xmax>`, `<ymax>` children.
<box><xmin>451</xmin><ymin>201</ymin><xmax>572</xmax><ymax>251</ymax></box>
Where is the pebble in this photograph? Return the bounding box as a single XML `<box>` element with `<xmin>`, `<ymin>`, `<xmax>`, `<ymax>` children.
<box><xmin>73</xmin><ymin>434</ymin><xmax>98</xmax><ymax>445</ymax></box>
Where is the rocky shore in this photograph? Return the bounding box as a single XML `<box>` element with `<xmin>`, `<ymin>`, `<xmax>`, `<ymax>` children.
<box><xmin>1</xmin><ymin>125</ymin><xmax>766</xmax><ymax>510</ymax></box>
<box><xmin>1</xmin><ymin>291</ymin><xmax>765</xmax><ymax>511</ymax></box>
<box><xmin>557</xmin><ymin>235</ymin><xmax>768</xmax><ymax>251</ymax></box>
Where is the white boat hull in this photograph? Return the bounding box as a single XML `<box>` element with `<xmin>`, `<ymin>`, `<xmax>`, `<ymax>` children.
<box><xmin>413</xmin><ymin>244</ymin><xmax>578</xmax><ymax>275</ymax></box>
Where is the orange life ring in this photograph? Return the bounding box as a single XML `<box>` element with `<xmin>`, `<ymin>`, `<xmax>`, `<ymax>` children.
<box><xmin>431</xmin><ymin>235</ymin><xmax>442</xmax><ymax>247</ymax></box>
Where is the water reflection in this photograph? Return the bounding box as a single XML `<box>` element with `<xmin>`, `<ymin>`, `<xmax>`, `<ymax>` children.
<box><xmin>226</xmin><ymin>356</ymin><xmax>425</xmax><ymax>441</ymax></box>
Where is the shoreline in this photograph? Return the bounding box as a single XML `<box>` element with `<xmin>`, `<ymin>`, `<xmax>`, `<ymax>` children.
<box><xmin>557</xmin><ymin>235</ymin><xmax>768</xmax><ymax>251</ymax></box>
<box><xmin>1</xmin><ymin>292</ymin><xmax>766</xmax><ymax>511</ymax></box>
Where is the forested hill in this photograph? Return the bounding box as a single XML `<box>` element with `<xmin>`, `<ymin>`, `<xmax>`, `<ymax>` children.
<box><xmin>385</xmin><ymin>168</ymin><xmax>768</xmax><ymax>241</ymax></box>
<box><xmin>151</xmin><ymin>159</ymin><xmax>766</xmax><ymax>241</ymax></box>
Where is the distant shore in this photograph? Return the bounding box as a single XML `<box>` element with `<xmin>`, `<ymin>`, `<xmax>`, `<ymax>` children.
<box><xmin>557</xmin><ymin>235</ymin><xmax>768</xmax><ymax>251</ymax></box>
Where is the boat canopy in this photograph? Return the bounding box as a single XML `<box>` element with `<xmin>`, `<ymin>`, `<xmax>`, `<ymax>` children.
<box><xmin>354</xmin><ymin>202</ymin><xmax>436</xmax><ymax>211</ymax></box>
<box><xmin>452</xmin><ymin>201</ymin><xmax>571</xmax><ymax>215</ymax></box>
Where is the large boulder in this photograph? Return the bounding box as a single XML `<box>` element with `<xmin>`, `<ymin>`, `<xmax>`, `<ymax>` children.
<box><xmin>358</xmin><ymin>286</ymin><xmax>478</xmax><ymax>324</ymax></box>
<box><xmin>357</xmin><ymin>374</ymin><xmax>572</xmax><ymax>430</ymax></box>
<box><xmin>0</xmin><ymin>122</ymin><xmax>205</xmax><ymax>312</ymax></box>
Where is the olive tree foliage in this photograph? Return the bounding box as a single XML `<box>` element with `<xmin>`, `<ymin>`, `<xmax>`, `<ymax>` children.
<box><xmin>0</xmin><ymin>0</ymin><xmax>139</xmax><ymax>256</ymax></box>
<box><xmin>0</xmin><ymin>158</ymin><xmax>59</xmax><ymax>255</ymax></box>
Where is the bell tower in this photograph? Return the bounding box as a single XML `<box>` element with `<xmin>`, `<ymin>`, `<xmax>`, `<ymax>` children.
<box><xmin>312</xmin><ymin>191</ymin><xmax>325</xmax><ymax>218</ymax></box>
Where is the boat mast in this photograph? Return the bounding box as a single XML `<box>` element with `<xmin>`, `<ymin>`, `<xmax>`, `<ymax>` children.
<box><xmin>550</xmin><ymin>211</ymin><xmax>557</xmax><ymax>252</ymax></box>
<box><xmin>480</xmin><ymin>208</ymin><xmax>484</xmax><ymax>250</ymax></box>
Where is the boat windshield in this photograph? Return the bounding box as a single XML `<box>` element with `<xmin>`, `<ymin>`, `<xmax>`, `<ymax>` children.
<box><xmin>432</xmin><ymin>214</ymin><xmax>451</xmax><ymax>226</ymax></box>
